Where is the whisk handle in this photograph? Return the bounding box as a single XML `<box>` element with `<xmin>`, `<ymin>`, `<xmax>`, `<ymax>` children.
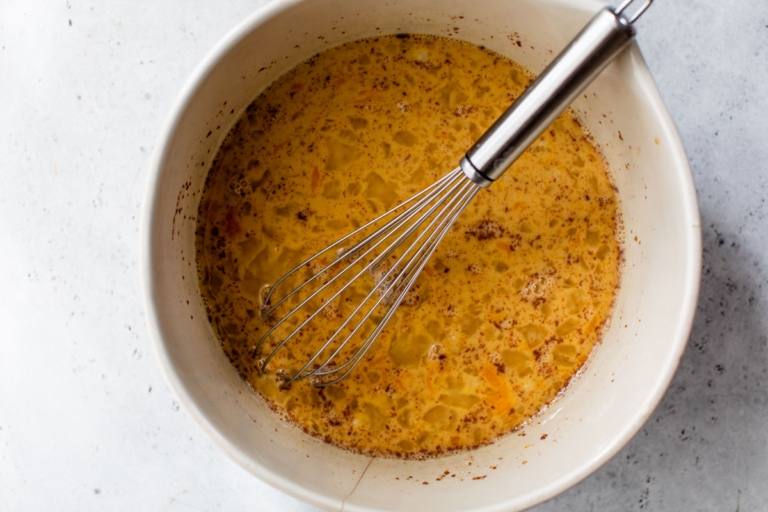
<box><xmin>461</xmin><ymin>3</ymin><xmax>648</xmax><ymax>187</ymax></box>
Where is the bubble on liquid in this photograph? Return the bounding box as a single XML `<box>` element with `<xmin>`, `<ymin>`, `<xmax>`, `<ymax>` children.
<box><xmin>428</xmin><ymin>343</ymin><xmax>445</xmax><ymax>361</ymax></box>
<box><xmin>519</xmin><ymin>270</ymin><xmax>556</xmax><ymax>301</ymax></box>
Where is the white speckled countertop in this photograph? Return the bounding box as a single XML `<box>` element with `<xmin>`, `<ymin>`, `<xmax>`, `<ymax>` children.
<box><xmin>2</xmin><ymin>0</ymin><xmax>766</xmax><ymax>510</ymax></box>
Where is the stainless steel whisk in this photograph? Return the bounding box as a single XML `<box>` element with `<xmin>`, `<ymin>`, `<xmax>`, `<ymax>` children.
<box><xmin>254</xmin><ymin>0</ymin><xmax>652</xmax><ymax>386</ymax></box>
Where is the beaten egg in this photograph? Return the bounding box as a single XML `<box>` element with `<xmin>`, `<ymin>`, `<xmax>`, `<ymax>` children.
<box><xmin>196</xmin><ymin>34</ymin><xmax>622</xmax><ymax>458</ymax></box>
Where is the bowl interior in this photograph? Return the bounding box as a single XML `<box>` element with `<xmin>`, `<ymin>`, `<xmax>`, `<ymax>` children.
<box><xmin>143</xmin><ymin>0</ymin><xmax>700</xmax><ymax>510</ymax></box>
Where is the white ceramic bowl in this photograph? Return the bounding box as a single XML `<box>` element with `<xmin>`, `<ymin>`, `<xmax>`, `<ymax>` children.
<box><xmin>142</xmin><ymin>0</ymin><xmax>701</xmax><ymax>510</ymax></box>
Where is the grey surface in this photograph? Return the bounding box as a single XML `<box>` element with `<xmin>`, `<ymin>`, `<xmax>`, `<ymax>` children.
<box><xmin>1</xmin><ymin>0</ymin><xmax>766</xmax><ymax>510</ymax></box>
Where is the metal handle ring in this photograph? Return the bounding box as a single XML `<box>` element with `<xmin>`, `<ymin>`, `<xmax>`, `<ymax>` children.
<box><xmin>615</xmin><ymin>0</ymin><xmax>653</xmax><ymax>24</ymax></box>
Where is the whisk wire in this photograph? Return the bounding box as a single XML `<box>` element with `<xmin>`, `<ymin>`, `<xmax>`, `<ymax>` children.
<box><xmin>305</xmin><ymin>179</ymin><xmax>481</xmax><ymax>386</ymax></box>
<box><xmin>256</xmin><ymin>168</ymin><xmax>479</xmax><ymax>384</ymax></box>
<box><xmin>253</xmin><ymin>169</ymin><xmax>467</xmax><ymax>368</ymax></box>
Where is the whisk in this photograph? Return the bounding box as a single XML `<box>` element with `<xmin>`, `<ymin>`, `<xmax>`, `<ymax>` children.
<box><xmin>254</xmin><ymin>0</ymin><xmax>653</xmax><ymax>386</ymax></box>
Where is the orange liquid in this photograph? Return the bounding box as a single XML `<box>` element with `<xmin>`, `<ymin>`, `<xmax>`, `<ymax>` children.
<box><xmin>197</xmin><ymin>34</ymin><xmax>622</xmax><ymax>458</ymax></box>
